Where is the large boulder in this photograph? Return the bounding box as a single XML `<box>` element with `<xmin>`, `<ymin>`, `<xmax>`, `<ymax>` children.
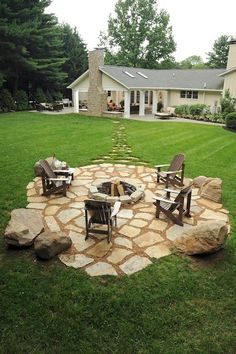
<box><xmin>193</xmin><ymin>176</ymin><xmax>207</xmax><ymax>188</ymax></box>
<box><xmin>4</xmin><ymin>208</ymin><xmax>44</xmax><ymax>247</ymax></box>
<box><xmin>200</xmin><ymin>178</ymin><xmax>222</xmax><ymax>203</ymax></box>
<box><xmin>173</xmin><ymin>220</ymin><xmax>228</xmax><ymax>255</ymax></box>
<box><xmin>34</xmin><ymin>231</ymin><xmax>72</xmax><ymax>260</ymax></box>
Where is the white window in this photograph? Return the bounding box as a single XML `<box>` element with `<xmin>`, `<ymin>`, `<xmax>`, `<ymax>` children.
<box><xmin>180</xmin><ymin>90</ymin><xmax>198</xmax><ymax>99</ymax></box>
<box><xmin>145</xmin><ymin>91</ymin><xmax>149</xmax><ymax>104</ymax></box>
<box><xmin>131</xmin><ymin>91</ymin><xmax>135</xmax><ymax>104</ymax></box>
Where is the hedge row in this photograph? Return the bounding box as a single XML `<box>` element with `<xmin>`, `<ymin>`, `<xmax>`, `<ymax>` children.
<box><xmin>174</xmin><ymin>104</ymin><xmax>224</xmax><ymax>123</ymax></box>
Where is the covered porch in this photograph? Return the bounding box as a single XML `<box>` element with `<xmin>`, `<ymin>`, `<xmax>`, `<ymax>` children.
<box><xmin>72</xmin><ymin>88</ymin><xmax>170</xmax><ymax>118</ymax></box>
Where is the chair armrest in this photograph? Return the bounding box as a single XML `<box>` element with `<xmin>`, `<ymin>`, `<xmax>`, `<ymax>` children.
<box><xmin>53</xmin><ymin>169</ymin><xmax>70</xmax><ymax>173</ymax></box>
<box><xmin>162</xmin><ymin>170</ymin><xmax>182</xmax><ymax>175</ymax></box>
<box><xmin>49</xmin><ymin>177</ymin><xmax>68</xmax><ymax>182</ymax></box>
<box><xmin>164</xmin><ymin>188</ymin><xmax>179</xmax><ymax>194</ymax></box>
<box><xmin>111</xmin><ymin>201</ymin><xmax>121</xmax><ymax>217</ymax></box>
<box><xmin>153</xmin><ymin>196</ymin><xmax>177</xmax><ymax>205</ymax></box>
<box><xmin>155</xmin><ymin>164</ymin><xmax>170</xmax><ymax>168</ymax></box>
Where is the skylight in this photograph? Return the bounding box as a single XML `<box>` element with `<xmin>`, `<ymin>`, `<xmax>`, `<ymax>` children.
<box><xmin>123</xmin><ymin>70</ymin><xmax>135</xmax><ymax>78</ymax></box>
<box><xmin>137</xmin><ymin>71</ymin><xmax>148</xmax><ymax>79</ymax></box>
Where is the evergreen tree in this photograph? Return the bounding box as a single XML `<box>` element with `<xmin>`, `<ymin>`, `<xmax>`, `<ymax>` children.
<box><xmin>99</xmin><ymin>0</ymin><xmax>176</xmax><ymax>68</ymax></box>
<box><xmin>59</xmin><ymin>24</ymin><xmax>88</xmax><ymax>87</ymax></box>
<box><xmin>207</xmin><ymin>35</ymin><xmax>232</xmax><ymax>68</ymax></box>
<box><xmin>0</xmin><ymin>0</ymin><xmax>67</xmax><ymax>94</ymax></box>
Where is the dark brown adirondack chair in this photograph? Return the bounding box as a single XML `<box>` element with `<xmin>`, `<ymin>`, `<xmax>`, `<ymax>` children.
<box><xmin>153</xmin><ymin>184</ymin><xmax>192</xmax><ymax>226</ymax></box>
<box><xmin>84</xmin><ymin>200</ymin><xmax>121</xmax><ymax>243</ymax></box>
<box><xmin>155</xmin><ymin>153</ymin><xmax>185</xmax><ymax>188</ymax></box>
<box><xmin>39</xmin><ymin>159</ymin><xmax>73</xmax><ymax>197</ymax></box>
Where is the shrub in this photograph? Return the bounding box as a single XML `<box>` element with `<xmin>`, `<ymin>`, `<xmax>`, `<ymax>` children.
<box><xmin>15</xmin><ymin>90</ymin><xmax>29</xmax><ymax>111</ymax></box>
<box><xmin>174</xmin><ymin>105</ymin><xmax>189</xmax><ymax>116</ymax></box>
<box><xmin>189</xmin><ymin>104</ymin><xmax>207</xmax><ymax>117</ymax></box>
<box><xmin>0</xmin><ymin>88</ymin><xmax>16</xmax><ymax>112</ymax></box>
<box><xmin>52</xmin><ymin>91</ymin><xmax>63</xmax><ymax>101</ymax></box>
<box><xmin>34</xmin><ymin>87</ymin><xmax>47</xmax><ymax>103</ymax></box>
<box><xmin>220</xmin><ymin>89</ymin><xmax>236</xmax><ymax>119</ymax></box>
<box><xmin>226</xmin><ymin>112</ymin><xmax>236</xmax><ymax>130</ymax></box>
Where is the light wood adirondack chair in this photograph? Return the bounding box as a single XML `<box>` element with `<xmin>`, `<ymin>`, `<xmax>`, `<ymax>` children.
<box><xmin>39</xmin><ymin>159</ymin><xmax>73</xmax><ymax>197</ymax></box>
<box><xmin>155</xmin><ymin>153</ymin><xmax>185</xmax><ymax>188</ymax></box>
<box><xmin>153</xmin><ymin>184</ymin><xmax>192</xmax><ymax>226</ymax></box>
<box><xmin>84</xmin><ymin>200</ymin><xmax>121</xmax><ymax>243</ymax></box>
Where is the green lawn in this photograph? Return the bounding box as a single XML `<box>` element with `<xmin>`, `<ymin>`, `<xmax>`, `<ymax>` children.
<box><xmin>0</xmin><ymin>112</ymin><xmax>236</xmax><ymax>354</ymax></box>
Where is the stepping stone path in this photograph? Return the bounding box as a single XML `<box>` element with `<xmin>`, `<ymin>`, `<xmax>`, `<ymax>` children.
<box><xmin>26</xmin><ymin>164</ymin><xmax>230</xmax><ymax>276</ymax></box>
<box><xmin>92</xmin><ymin>122</ymin><xmax>148</xmax><ymax>165</ymax></box>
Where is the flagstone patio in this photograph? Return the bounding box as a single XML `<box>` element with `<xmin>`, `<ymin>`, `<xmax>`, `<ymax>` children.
<box><xmin>26</xmin><ymin>164</ymin><xmax>229</xmax><ymax>276</ymax></box>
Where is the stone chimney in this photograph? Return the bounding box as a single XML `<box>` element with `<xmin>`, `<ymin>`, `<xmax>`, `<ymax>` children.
<box><xmin>87</xmin><ymin>49</ymin><xmax>107</xmax><ymax>116</ymax></box>
<box><xmin>226</xmin><ymin>39</ymin><xmax>236</xmax><ymax>70</ymax></box>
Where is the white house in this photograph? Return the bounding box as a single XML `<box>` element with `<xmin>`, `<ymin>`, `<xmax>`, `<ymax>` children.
<box><xmin>68</xmin><ymin>40</ymin><xmax>236</xmax><ymax>118</ymax></box>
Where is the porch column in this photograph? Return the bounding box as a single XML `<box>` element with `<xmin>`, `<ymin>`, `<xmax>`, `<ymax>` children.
<box><xmin>124</xmin><ymin>90</ymin><xmax>130</xmax><ymax>118</ymax></box>
<box><xmin>166</xmin><ymin>90</ymin><xmax>170</xmax><ymax>108</ymax></box>
<box><xmin>116</xmin><ymin>91</ymin><xmax>119</xmax><ymax>105</ymax></box>
<box><xmin>73</xmin><ymin>89</ymin><xmax>79</xmax><ymax>113</ymax></box>
<box><xmin>152</xmin><ymin>90</ymin><xmax>158</xmax><ymax>114</ymax></box>
<box><xmin>139</xmin><ymin>90</ymin><xmax>145</xmax><ymax>116</ymax></box>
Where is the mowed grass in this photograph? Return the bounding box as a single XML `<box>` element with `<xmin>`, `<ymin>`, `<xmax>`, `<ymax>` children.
<box><xmin>0</xmin><ymin>112</ymin><xmax>236</xmax><ymax>354</ymax></box>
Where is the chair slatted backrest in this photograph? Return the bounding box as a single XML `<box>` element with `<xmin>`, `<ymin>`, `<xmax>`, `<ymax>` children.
<box><xmin>39</xmin><ymin>159</ymin><xmax>57</xmax><ymax>179</ymax></box>
<box><xmin>84</xmin><ymin>200</ymin><xmax>111</xmax><ymax>225</ymax></box>
<box><xmin>168</xmin><ymin>154</ymin><xmax>185</xmax><ymax>177</ymax></box>
<box><xmin>169</xmin><ymin>184</ymin><xmax>192</xmax><ymax>211</ymax></box>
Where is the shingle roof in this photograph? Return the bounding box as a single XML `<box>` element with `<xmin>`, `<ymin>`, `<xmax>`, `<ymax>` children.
<box><xmin>99</xmin><ymin>65</ymin><xmax>225</xmax><ymax>91</ymax></box>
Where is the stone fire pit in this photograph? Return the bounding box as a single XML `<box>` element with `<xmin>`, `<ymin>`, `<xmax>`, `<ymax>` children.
<box><xmin>89</xmin><ymin>178</ymin><xmax>144</xmax><ymax>204</ymax></box>
<box><xmin>18</xmin><ymin>163</ymin><xmax>230</xmax><ymax>277</ymax></box>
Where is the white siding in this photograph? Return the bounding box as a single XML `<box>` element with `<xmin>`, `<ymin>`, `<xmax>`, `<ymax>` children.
<box><xmin>102</xmin><ymin>74</ymin><xmax>126</xmax><ymax>91</ymax></box>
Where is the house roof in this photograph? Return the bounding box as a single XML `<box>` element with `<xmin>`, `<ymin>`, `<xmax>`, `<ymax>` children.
<box><xmin>99</xmin><ymin>65</ymin><xmax>225</xmax><ymax>91</ymax></box>
<box><xmin>219</xmin><ymin>66</ymin><xmax>236</xmax><ymax>77</ymax></box>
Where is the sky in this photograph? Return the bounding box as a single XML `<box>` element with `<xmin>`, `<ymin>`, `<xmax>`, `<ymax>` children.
<box><xmin>47</xmin><ymin>0</ymin><xmax>236</xmax><ymax>61</ymax></box>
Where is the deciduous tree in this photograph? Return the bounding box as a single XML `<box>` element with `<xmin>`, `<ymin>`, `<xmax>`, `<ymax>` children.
<box><xmin>99</xmin><ymin>0</ymin><xmax>176</xmax><ymax>68</ymax></box>
<box><xmin>179</xmin><ymin>55</ymin><xmax>207</xmax><ymax>69</ymax></box>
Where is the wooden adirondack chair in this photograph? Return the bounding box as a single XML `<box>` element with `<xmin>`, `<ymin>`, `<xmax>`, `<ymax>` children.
<box><xmin>155</xmin><ymin>153</ymin><xmax>185</xmax><ymax>188</ymax></box>
<box><xmin>153</xmin><ymin>184</ymin><xmax>192</xmax><ymax>226</ymax></box>
<box><xmin>84</xmin><ymin>200</ymin><xmax>121</xmax><ymax>243</ymax></box>
<box><xmin>39</xmin><ymin>159</ymin><xmax>73</xmax><ymax>197</ymax></box>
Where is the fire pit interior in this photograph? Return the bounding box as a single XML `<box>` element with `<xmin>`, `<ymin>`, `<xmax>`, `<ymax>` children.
<box><xmin>89</xmin><ymin>178</ymin><xmax>144</xmax><ymax>204</ymax></box>
<box><xmin>97</xmin><ymin>180</ymin><xmax>136</xmax><ymax>197</ymax></box>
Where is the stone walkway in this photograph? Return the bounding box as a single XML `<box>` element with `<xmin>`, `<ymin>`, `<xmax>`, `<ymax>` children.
<box><xmin>26</xmin><ymin>164</ymin><xmax>229</xmax><ymax>276</ymax></box>
<box><xmin>92</xmin><ymin>121</ymin><xmax>148</xmax><ymax>165</ymax></box>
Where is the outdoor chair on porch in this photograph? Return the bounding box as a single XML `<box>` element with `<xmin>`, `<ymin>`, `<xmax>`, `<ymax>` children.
<box><xmin>155</xmin><ymin>153</ymin><xmax>185</xmax><ymax>188</ymax></box>
<box><xmin>153</xmin><ymin>184</ymin><xmax>192</xmax><ymax>226</ymax></box>
<box><xmin>39</xmin><ymin>159</ymin><xmax>73</xmax><ymax>197</ymax></box>
<box><xmin>84</xmin><ymin>200</ymin><xmax>121</xmax><ymax>243</ymax></box>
